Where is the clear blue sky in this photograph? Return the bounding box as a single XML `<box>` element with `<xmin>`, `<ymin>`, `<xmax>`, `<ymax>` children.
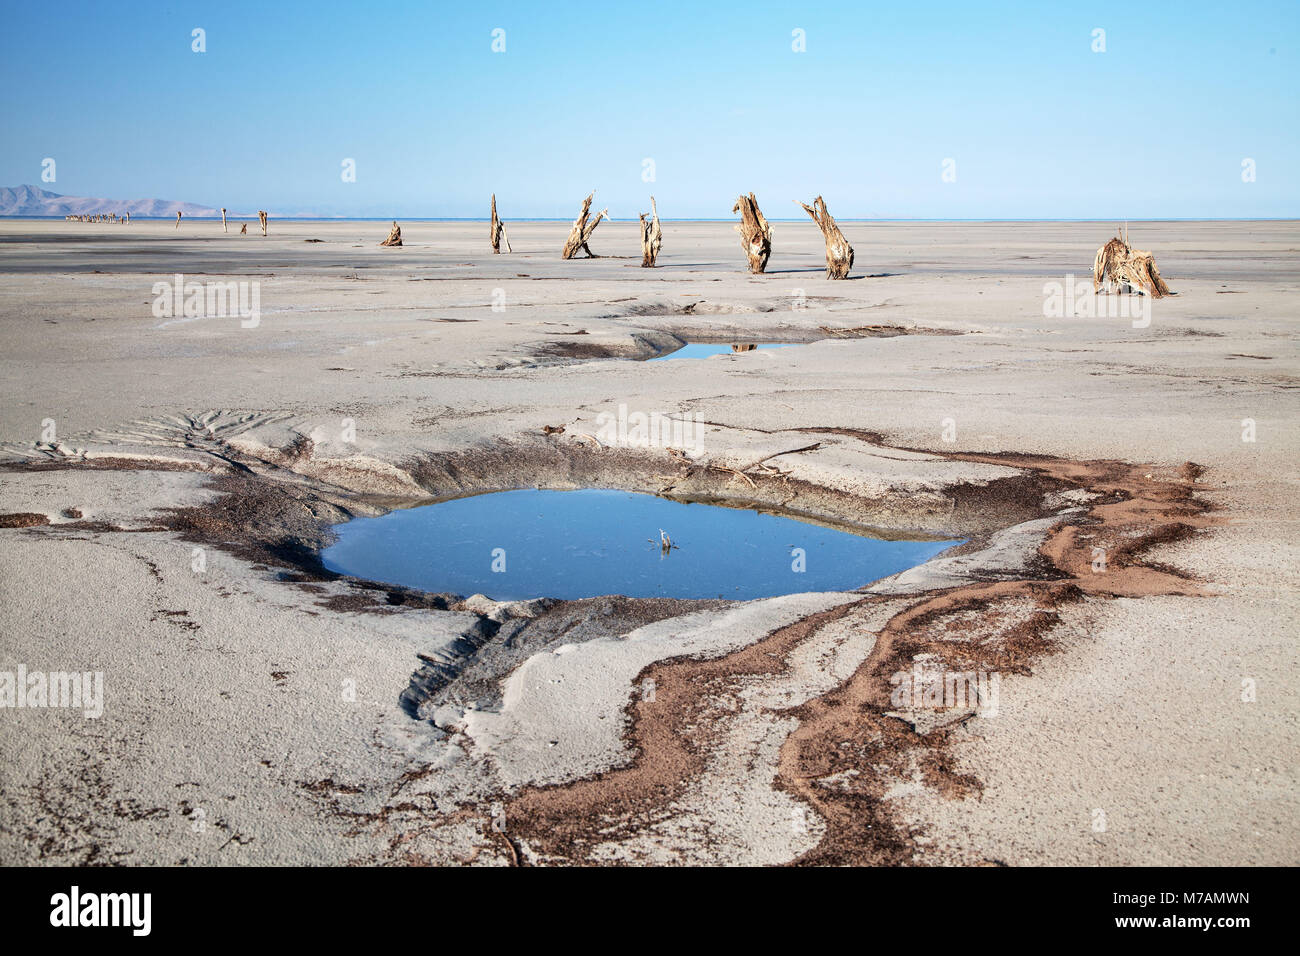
<box><xmin>2</xmin><ymin>0</ymin><xmax>1296</xmax><ymax>218</ymax></box>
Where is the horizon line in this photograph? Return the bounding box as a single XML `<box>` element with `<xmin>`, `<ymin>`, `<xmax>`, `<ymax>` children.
<box><xmin>7</xmin><ymin>215</ymin><xmax>1300</xmax><ymax>224</ymax></box>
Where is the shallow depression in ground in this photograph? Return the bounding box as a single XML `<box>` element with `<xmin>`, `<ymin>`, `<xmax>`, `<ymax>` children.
<box><xmin>320</xmin><ymin>488</ymin><xmax>962</xmax><ymax>601</ymax></box>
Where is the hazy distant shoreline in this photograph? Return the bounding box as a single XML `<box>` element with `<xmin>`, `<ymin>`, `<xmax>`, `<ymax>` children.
<box><xmin>6</xmin><ymin>215</ymin><xmax>1297</xmax><ymax>224</ymax></box>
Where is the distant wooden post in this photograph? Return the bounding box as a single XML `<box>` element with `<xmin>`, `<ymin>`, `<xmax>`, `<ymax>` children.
<box><xmin>639</xmin><ymin>196</ymin><xmax>662</xmax><ymax>267</ymax></box>
<box><xmin>221</xmin><ymin>207</ymin><xmax>228</xmax><ymax>234</ymax></box>
<box><xmin>175</xmin><ymin>211</ymin><xmax>182</xmax><ymax>230</ymax></box>
<box><xmin>733</xmin><ymin>193</ymin><xmax>772</xmax><ymax>273</ymax></box>
<box><xmin>561</xmin><ymin>191</ymin><xmax>608</xmax><ymax>259</ymax></box>
<box><xmin>379</xmin><ymin>221</ymin><xmax>402</xmax><ymax>246</ymax></box>
<box><xmin>489</xmin><ymin>194</ymin><xmax>511</xmax><ymax>253</ymax></box>
<box><xmin>795</xmin><ymin>196</ymin><xmax>854</xmax><ymax>279</ymax></box>
<box><xmin>258</xmin><ymin>210</ymin><xmax>268</xmax><ymax>236</ymax></box>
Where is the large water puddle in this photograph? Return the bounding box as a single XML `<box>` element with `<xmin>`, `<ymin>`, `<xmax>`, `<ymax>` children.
<box><xmin>650</xmin><ymin>342</ymin><xmax>796</xmax><ymax>361</ymax></box>
<box><xmin>321</xmin><ymin>489</ymin><xmax>961</xmax><ymax>601</ymax></box>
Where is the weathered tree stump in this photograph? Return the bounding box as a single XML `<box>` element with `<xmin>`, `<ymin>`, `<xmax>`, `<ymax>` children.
<box><xmin>379</xmin><ymin>221</ymin><xmax>402</xmax><ymax>246</ymax></box>
<box><xmin>639</xmin><ymin>196</ymin><xmax>662</xmax><ymax>267</ymax></box>
<box><xmin>796</xmin><ymin>195</ymin><xmax>854</xmax><ymax>279</ymax></box>
<box><xmin>732</xmin><ymin>193</ymin><xmax>772</xmax><ymax>273</ymax></box>
<box><xmin>490</xmin><ymin>194</ymin><xmax>511</xmax><ymax>253</ymax></box>
<box><xmin>221</xmin><ymin>207</ymin><xmax>228</xmax><ymax>234</ymax></box>
<box><xmin>1093</xmin><ymin>226</ymin><xmax>1172</xmax><ymax>297</ymax></box>
<box><xmin>1121</xmin><ymin>249</ymin><xmax>1172</xmax><ymax>298</ymax></box>
<box><xmin>258</xmin><ymin>210</ymin><xmax>268</xmax><ymax>236</ymax></box>
<box><xmin>561</xmin><ymin>191</ymin><xmax>608</xmax><ymax>259</ymax></box>
<box><xmin>1093</xmin><ymin>227</ymin><xmax>1130</xmax><ymax>293</ymax></box>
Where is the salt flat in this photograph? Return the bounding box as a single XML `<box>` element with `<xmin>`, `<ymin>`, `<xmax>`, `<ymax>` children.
<box><xmin>0</xmin><ymin>218</ymin><xmax>1295</xmax><ymax>865</ymax></box>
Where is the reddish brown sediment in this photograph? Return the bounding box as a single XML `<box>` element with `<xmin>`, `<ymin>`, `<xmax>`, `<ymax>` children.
<box><xmin>777</xmin><ymin>453</ymin><xmax>1215</xmax><ymax>865</ymax></box>
<box><xmin>0</xmin><ymin>512</ymin><xmax>50</xmax><ymax>527</ymax></box>
<box><xmin>499</xmin><ymin>448</ymin><xmax>1218</xmax><ymax>865</ymax></box>
<box><xmin>499</xmin><ymin>599</ymin><xmax>875</xmax><ymax>863</ymax></box>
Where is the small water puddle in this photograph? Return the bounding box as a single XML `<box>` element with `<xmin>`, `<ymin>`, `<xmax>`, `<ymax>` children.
<box><xmin>321</xmin><ymin>489</ymin><xmax>961</xmax><ymax>601</ymax></box>
<box><xmin>650</xmin><ymin>343</ymin><xmax>796</xmax><ymax>361</ymax></box>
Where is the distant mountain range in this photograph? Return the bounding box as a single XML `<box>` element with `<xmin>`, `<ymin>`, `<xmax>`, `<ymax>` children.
<box><xmin>0</xmin><ymin>185</ymin><xmax>225</xmax><ymax>218</ymax></box>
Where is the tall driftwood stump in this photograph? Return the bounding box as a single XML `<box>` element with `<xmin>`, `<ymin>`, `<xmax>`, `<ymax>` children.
<box><xmin>258</xmin><ymin>210</ymin><xmax>268</xmax><ymax>236</ymax></box>
<box><xmin>221</xmin><ymin>207</ymin><xmax>228</xmax><ymax>234</ymax></box>
<box><xmin>1093</xmin><ymin>229</ymin><xmax>1130</xmax><ymax>293</ymax></box>
<box><xmin>733</xmin><ymin>193</ymin><xmax>772</xmax><ymax>273</ymax></box>
<box><xmin>489</xmin><ymin>194</ymin><xmax>511</xmax><ymax>253</ymax></box>
<box><xmin>379</xmin><ymin>221</ymin><xmax>402</xmax><ymax>246</ymax></box>
<box><xmin>639</xmin><ymin>196</ymin><xmax>662</xmax><ymax>267</ymax></box>
<box><xmin>175</xmin><ymin>211</ymin><xmax>182</xmax><ymax>230</ymax></box>
<box><xmin>1093</xmin><ymin>226</ymin><xmax>1172</xmax><ymax>298</ymax></box>
<box><xmin>796</xmin><ymin>196</ymin><xmax>854</xmax><ymax>279</ymax></box>
<box><xmin>562</xmin><ymin>191</ymin><xmax>608</xmax><ymax>259</ymax></box>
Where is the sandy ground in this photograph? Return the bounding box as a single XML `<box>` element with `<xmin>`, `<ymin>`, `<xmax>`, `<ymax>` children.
<box><xmin>0</xmin><ymin>217</ymin><xmax>1295</xmax><ymax>866</ymax></box>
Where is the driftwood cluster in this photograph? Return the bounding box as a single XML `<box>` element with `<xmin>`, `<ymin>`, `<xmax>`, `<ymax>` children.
<box><xmin>1093</xmin><ymin>225</ymin><xmax>1172</xmax><ymax>298</ymax></box>
<box><xmin>64</xmin><ymin>213</ymin><xmax>130</xmax><ymax>223</ymax></box>
<box><xmin>150</xmin><ymin>194</ymin><xmax>1173</xmax><ymax>295</ymax></box>
<box><xmin>733</xmin><ymin>192</ymin><xmax>853</xmax><ymax>278</ymax></box>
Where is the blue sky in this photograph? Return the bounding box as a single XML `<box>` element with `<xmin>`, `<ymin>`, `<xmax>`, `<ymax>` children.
<box><xmin>1</xmin><ymin>1</ymin><xmax>1297</xmax><ymax>218</ymax></box>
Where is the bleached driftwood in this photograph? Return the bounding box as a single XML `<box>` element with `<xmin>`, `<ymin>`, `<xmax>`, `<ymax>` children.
<box><xmin>732</xmin><ymin>193</ymin><xmax>772</xmax><ymax>273</ymax></box>
<box><xmin>796</xmin><ymin>196</ymin><xmax>854</xmax><ymax>279</ymax></box>
<box><xmin>489</xmin><ymin>194</ymin><xmax>511</xmax><ymax>253</ymax></box>
<box><xmin>1122</xmin><ymin>249</ymin><xmax>1172</xmax><ymax>298</ymax></box>
<box><xmin>639</xmin><ymin>196</ymin><xmax>662</xmax><ymax>267</ymax></box>
<box><xmin>1093</xmin><ymin>225</ymin><xmax>1172</xmax><ymax>298</ymax></box>
<box><xmin>379</xmin><ymin>221</ymin><xmax>402</xmax><ymax>246</ymax></box>
<box><xmin>561</xmin><ymin>191</ymin><xmax>608</xmax><ymax>259</ymax></box>
<box><xmin>221</xmin><ymin>207</ymin><xmax>228</xmax><ymax>234</ymax></box>
<box><xmin>258</xmin><ymin>210</ymin><xmax>268</xmax><ymax>236</ymax></box>
<box><xmin>1093</xmin><ymin>227</ymin><xmax>1130</xmax><ymax>293</ymax></box>
<box><xmin>175</xmin><ymin>211</ymin><xmax>182</xmax><ymax>230</ymax></box>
